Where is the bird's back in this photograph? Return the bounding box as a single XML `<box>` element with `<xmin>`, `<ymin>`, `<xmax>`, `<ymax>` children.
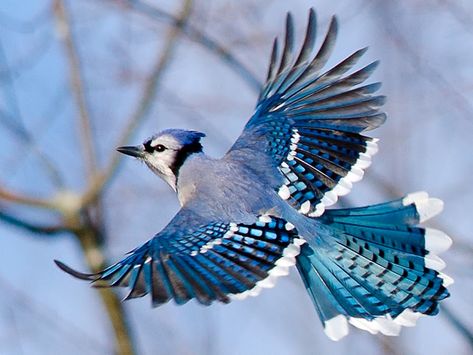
<box><xmin>177</xmin><ymin>152</ymin><xmax>287</xmax><ymax>223</ymax></box>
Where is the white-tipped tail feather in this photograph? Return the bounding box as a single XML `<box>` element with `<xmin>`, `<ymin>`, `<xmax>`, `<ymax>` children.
<box><xmin>402</xmin><ymin>191</ymin><xmax>452</xmax><ymax>281</ymax></box>
<box><xmin>402</xmin><ymin>191</ymin><xmax>444</xmax><ymax>223</ymax></box>
<box><xmin>325</xmin><ymin>315</ymin><xmax>349</xmax><ymax>341</ymax></box>
<box><xmin>425</xmin><ymin>254</ymin><xmax>447</xmax><ymax>271</ymax></box>
<box><xmin>424</xmin><ymin>228</ymin><xmax>453</xmax><ymax>254</ymax></box>
<box><xmin>328</xmin><ymin>310</ymin><xmax>423</xmax><ymax>340</ymax></box>
<box><xmin>438</xmin><ymin>272</ymin><xmax>454</xmax><ymax>287</ymax></box>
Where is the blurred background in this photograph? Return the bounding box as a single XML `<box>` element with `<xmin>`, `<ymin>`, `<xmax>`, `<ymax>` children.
<box><xmin>0</xmin><ymin>0</ymin><xmax>472</xmax><ymax>354</ymax></box>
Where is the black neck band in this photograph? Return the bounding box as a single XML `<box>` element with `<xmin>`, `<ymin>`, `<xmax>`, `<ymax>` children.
<box><xmin>171</xmin><ymin>142</ymin><xmax>203</xmax><ymax>178</ymax></box>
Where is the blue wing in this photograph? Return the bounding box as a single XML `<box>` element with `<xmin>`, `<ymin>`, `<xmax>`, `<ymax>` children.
<box><xmin>55</xmin><ymin>210</ymin><xmax>303</xmax><ymax>306</ymax></box>
<box><xmin>227</xmin><ymin>9</ymin><xmax>385</xmax><ymax>217</ymax></box>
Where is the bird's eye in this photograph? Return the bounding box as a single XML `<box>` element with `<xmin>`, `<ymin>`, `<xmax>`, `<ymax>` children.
<box><xmin>144</xmin><ymin>141</ymin><xmax>166</xmax><ymax>153</ymax></box>
<box><xmin>154</xmin><ymin>144</ymin><xmax>166</xmax><ymax>152</ymax></box>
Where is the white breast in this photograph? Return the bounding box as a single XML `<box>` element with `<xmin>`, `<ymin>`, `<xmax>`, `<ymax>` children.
<box><xmin>177</xmin><ymin>181</ymin><xmax>197</xmax><ymax>206</ymax></box>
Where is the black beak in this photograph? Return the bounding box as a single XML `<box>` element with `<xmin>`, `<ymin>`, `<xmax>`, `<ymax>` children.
<box><xmin>117</xmin><ymin>145</ymin><xmax>144</xmax><ymax>158</ymax></box>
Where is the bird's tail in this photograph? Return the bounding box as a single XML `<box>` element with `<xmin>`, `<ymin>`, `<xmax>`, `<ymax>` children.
<box><xmin>296</xmin><ymin>191</ymin><xmax>452</xmax><ymax>340</ymax></box>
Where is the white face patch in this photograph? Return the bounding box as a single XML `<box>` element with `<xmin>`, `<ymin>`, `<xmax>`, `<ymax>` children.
<box><xmin>145</xmin><ymin>153</ymin><xmax>177</xmax><ymax>190</ymax></box>
<box><xmin>143</xmin><ymin>134</ymin><xmax>182</xmax><ymax>190</ymax></box>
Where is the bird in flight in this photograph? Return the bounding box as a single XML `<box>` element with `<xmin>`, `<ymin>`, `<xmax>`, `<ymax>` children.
<box><xmin>56</xmin><ymin>8</ymin><xmax>452</xmax><ymax>340</ymax></box>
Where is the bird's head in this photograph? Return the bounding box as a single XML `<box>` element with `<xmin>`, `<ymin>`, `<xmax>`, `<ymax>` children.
<box><xmin>117</xmin><ymin>129</ymin><xmax>205</xmax><ymax>191</ymax></box>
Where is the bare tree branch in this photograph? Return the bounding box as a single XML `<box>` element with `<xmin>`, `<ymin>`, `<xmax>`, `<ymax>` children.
<box><xmin>73</xmin><ymin>218</ymin><xmax>137</xmax><ymax>355</ymax></box>
<box><xmin>436</xmin><ymin>0</ymin><xmax>473</xmax><ymax>35</ymax></box>
<box><xmin>442</xmin><ymin>304</ymin><xmax>473</xmax><ymax>352</ymax></box>
<box><xmin>376</xmin><ymin>334</ymin><xmax>404</xmax><ymax>355</ymax></box>
<box><xmin>53</xmin><ymin>0</ymin><xmax>98</xmax><ymax>179</ymax></box>
<box><xmin>0</xmin><ymin>209</ymin><xmax>66</xmax><ymax>235</ymax></box>
<box><xmin>0</xmin><ymin>187</ymin><xmax>54</xmax><ymax>209</ymax></box>
<box><xmin>109</xmin><ymin>0</ymin><xmax>261</xmax><ymax>92</ymax></box>
<box><xmin>376</xmin><ymin>2</ymin><xmax>473</xmax><ymax>130</ymax></box>
<box><xmin>0</xmin><ymin>37</ymin><xmax>65</xmax><ymax>187</ymax></box>
<box><xmin>0</xmin><ymin>275</ymin><xmax>112</xmax><ymax>353</ymax></box>
<box><xmin>0</xmin><ymin>5</ymin><xmax>50</xmax><ymax>33</ymax></box>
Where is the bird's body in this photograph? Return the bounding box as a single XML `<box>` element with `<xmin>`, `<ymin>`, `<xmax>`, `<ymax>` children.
<box><xmin>56</xmin><ymin>8</ymin><xmax>452</xmax><ymax>341</ymax></box>
<box><xmin>178</xmin><ymin>153</ymin><xmax>277</xmax><ymax>218</ymax></box>
<box><xmin>176</xmin><ymin>148</ymin><xmax>332</xmax><ymax>243</ymax></box>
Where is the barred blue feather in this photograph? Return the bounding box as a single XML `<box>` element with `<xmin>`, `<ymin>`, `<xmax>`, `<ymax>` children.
<box><xmin>228</xmin><ymin>9</ymin><xmax>384</xmax><ymax>218</ymax></box>
<box><xmin>55</xmin><ymin>215</ymin><xmax>302</xmax><ymax>306</ymax></box>
<box><xmin>297</xmin><ymin>192</ymin><xmax>451</xmax><ymax>339</ymax></box>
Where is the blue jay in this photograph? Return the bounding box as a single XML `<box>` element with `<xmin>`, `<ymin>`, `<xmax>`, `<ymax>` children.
<box><xmin>56</xmin><ymin>9</ymin><xmax>452</xmax><ymax>340</ymax></box>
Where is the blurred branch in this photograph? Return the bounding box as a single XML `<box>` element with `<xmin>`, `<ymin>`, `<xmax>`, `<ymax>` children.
<box><xmin>110</xmin><ymin>0</ymin><xmax>261</xmax><ymax>92</ymax></box>
<box><xmin>0</xmin><ymin>29</ymin><xmax>52</xmax><ymax>79</ymax></box>
<box><xmin>82</xmin><ymin>0</ymin><xmax>193</xmax><ymax>207</ymax></box>
<box><xmin>442</xmin><ymin>304</ymin><xmax>473</xmax><ymax>351</ymax></box>
<box><xmin>376</xmin><ymin>335</ymin><xmax>403</xmax><ymax>355</ymax></box>
<box><xmin>0</xmin><ymin>110</ymin><xmax>64</xmax><ymax>186</ymax></box>
<box><xmin>378</xmin><ymin>5</ymin><xmax>473</xmax><ymax>129</ymax></box>
<box><xmin>52</xmin><ymin>1</ymin><xmax>107</xmax><ymax>269</ymax></box>
<box><xmin>0</xmin><ymin>210</ymin><xmax>66</xmax><ymax>235</ymax></box>
<box><xmin>0</xmin><ymin>275</ymin><xmax>112</xmax><ymax>353</ymax></box>
<box><xmin>0</xmin><ymin>187</ymin><xmax>53</xmax><ymax>209</ymax></box>
<box><xmin>5</xmin><ymin>83</ymin><xmax>69</xmax><ymax>184</ymax></box>
<box><xmin>53</xmin><ymin>0</ymin><xmax>97</xmax><ymax>179</ymax></box>
<box><xmin>436</xmin><ymin>0</ymin><xmax>473</xmax><ymax>36</ymax></box>
<box><xmin>0</xmin><ymin>5</ymin><xmax>50</xmax><ymax>33</ymax></box>
<box><xmin>74</xmin><ymin>218</ymin><xmax>137</xmax><ymax>355</ymax></box>
<box><xmin>0</xmin><ymin>188</ymin><xmax>137</xmax><ymax>354</ymax></box>
<box><xmin>0</xmin><ymin>37</ymin><xmax>64</xmax><ymax>187</ymax></box>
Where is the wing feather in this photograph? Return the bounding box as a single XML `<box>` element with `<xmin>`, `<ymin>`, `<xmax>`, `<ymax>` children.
<box><xmin>55</xmin><ymin>213</ymin><xmax>303</xmax><ymax>306</ymax></box>
<box><xmin>227</xmin><ymin>9</ymin><xmax>385</xmax><ymax>218</ymax></box>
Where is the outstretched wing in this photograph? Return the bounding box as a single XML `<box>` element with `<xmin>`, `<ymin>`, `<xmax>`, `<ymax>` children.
<box><xmin>55</xmin><ymin>211</ymin><xmax>303</xmax><ymax>306</ymax></box>
<box><xmin>227</xmin><ymin>9</ymin><xmax>385</xmax><ymax>217</ymax></box>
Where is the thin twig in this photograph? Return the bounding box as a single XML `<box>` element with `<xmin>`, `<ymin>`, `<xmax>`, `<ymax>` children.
<box><xmin>110</xmin><ymin>0</ymin><xmax>261</xmax><ymax>92</ymax></box>
<box><xmin>0</xmin><ymin>37</ymin><xmax>64</xmax><ymax>187</ymax></box>
<box><xmin>53</xmin><ymin>0</ymin><xmax>98</xmax><ymax>179</ymax></box>
<box><xmin>441</xmin><ymin>304</ymin><xmax>473</xmax><ymax>352</ymax></box>
<box><xmin>0</xmin><ymin>5</ymin><xmax>50</xmax><ymax>33</ymax></box>
<box><xmin>0</xmin><ymin>187</ymin><xmax>53</xmax><ymax>209</ymax></box>
<box><xmin>0</xmin><ymin>210</ymin><xmax>67</xmax><ymax>235</ymax></box>
<box><xmin>82</xmin><ymin>0</ymin><xmax>194</xmax><ymax>207</ymax></box>
<box><xmin>74</xmin><ymin>220</ymin><xmax>137</xmax><ymax>355</ymax></box>
<box><xmin>4</xmin><ymin>83</ymin><xmax>69</xmax><ymax>184</ymax></box>
<box><xmin>0</xmin><ymin>29</ymin><xmax>52</xmax><ymax>79</ymax></box>
<box><xmin>378</xmin><ymin>3</ymin><xmax>473</xmax><ymax>130</ymax></box>
<box><xmin>52</xmin><ymin>0</ymin><xmax>107</xmax><ymax>245</ymax></box>
<box><xmin>0</xmin><ymin>275</ymin><xmax>112</xmax><ymax>353</ymax></box>
<box><xmin>436</xmin><ymin>0</ymin><xmax>473</xmax><ymax>36</ymax></box>
<box><xmin>376</xmin><ymin>334</ymin><xmax>404</xmax><ymax>355</ymax></box>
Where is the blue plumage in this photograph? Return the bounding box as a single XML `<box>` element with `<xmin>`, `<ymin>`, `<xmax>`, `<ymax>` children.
<box><xmin>55</xmin><ymin>9</ymin><xmax>452</xmax><ymax>341</ymax></box>
<box><xmin>57</xmin><ymin>215</ymin><xmax>302</xmax><ymax>306</ymax></box>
